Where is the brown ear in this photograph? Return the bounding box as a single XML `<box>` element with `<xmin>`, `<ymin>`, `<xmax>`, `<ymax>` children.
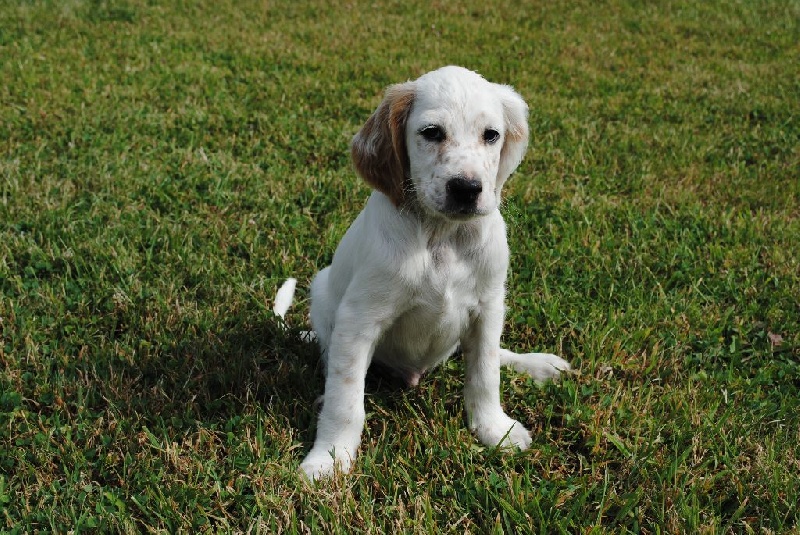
<box><xmin>351</xmin><ymin>82</ymin><xmax>416</xmax><ymax>206</ymax></box>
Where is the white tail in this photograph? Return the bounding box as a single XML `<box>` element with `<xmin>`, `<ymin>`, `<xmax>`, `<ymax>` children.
<box><xmin>274</xmin><ymin>278</ymin><xmax>317</xmax><ymax>342</ymax></box>
<box><xmin>273</xmin><ymin>278</ymin><xmax>297</xmax><ymax>320</ymax></box>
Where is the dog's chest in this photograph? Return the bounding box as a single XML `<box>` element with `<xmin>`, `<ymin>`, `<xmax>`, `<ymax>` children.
<box><xmin>374</xmin><ymin>241</ymin><xmax>481</xmax><ymax>370</ymax></box>
<box><xmin>429</xmin><ymin>240</ymin><xmax>456</xmax><ymax>270</ymax></box>
<box><xmin>415</xmin><ymin>242</ymin><xmax>480</xmax><ymax>324</ymax></box>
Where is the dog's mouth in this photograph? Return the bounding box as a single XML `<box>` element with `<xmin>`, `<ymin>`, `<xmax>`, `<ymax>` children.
<box><xmin>441</xmin><ymin>180</ymin><xmax>493</xmax><ymax>220</ymax></box>
<box><xmin>438</xmin><ymin>175</ymin><xmax>494</xmax><ymax>219</ymax></box>
<box><xmin>410</xmin><ymin>175</ymin><xmax>495</xmax><ymax>221</ymax></box>
<box><xmin>439</xmin><ymin>203</ymin><xmax>485</xmax><ymax>220</ymax></box>
<box><xmin>414</xmin><ymin>195</ymin><xmax>488</xmax><ymax>222</ymax></box>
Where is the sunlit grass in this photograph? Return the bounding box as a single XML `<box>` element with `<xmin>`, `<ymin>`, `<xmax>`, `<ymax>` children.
<box><xmin>1</xmin><ymin>0</ymin><xmax>798</xmax><ymax>532</ymax></box>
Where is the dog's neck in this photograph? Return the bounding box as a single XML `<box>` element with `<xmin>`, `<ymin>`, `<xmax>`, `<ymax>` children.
<box><xmin>403</xmin><ymin>201</ymin><xmax>490</xmax><ymax>249</ymax></box>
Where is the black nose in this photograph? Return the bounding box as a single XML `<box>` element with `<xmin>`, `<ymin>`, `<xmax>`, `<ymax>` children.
<box><xmin>446</xmin><ymin>176</ymin><xmax>482</xmax><ymax>206</ymax></box>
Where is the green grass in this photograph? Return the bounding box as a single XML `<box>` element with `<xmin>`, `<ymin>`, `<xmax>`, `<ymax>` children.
<box><xmin>1</xmin><ymin>0</ymin><xmax>798</xmax><ymax>532</ymax></box>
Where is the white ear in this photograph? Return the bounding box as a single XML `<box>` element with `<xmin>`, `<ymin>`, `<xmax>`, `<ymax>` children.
<box><xmin>494</xmin><ymin>84</ymin><xmax>530</xmax><ymax>185</ymax></box>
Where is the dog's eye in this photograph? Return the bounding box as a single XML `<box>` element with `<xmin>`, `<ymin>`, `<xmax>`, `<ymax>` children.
<box><xmin>483</xmin><ymin>128</ymin><xmax>500</xmax><ymax>144</ymax></box>
<box><xmin>419</xmin><ymin>125</ymin><xmax>445</xmax><ymax>142</ymax></box>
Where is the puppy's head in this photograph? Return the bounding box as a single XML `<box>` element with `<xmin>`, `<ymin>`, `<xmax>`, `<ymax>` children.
<box><xmin>351</xmin><ymin>66</ymin><xmax>529</xmax><ymax>219</ymax></box>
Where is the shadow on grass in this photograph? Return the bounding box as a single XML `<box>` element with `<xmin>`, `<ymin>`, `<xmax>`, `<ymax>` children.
<box><xmin>78</xmin><ymin>309</ymin><xmax>418</xmax><ymax>443</ymax></box>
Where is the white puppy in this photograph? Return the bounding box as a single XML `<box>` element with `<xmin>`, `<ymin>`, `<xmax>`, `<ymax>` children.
<box><xmin>293</xmin><ymin>66</ymin><xmax>570</xmax><ymax>480</ymax></box>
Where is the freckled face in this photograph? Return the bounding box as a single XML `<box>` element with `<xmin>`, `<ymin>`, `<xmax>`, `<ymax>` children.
<box><xmin>405</xmin><ymin>77</ymin><xmax>507</xmax><ymax>220</ymax></box>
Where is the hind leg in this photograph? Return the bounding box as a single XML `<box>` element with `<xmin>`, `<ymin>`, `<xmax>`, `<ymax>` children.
<box><xmin>499</xmin><ymin>348</ymin><xmax>570</xmax><ymax>382</ymax></box>
<box><xmin>309</xmin><ymin>267</ymin><xmax>334</xmax><ymax>363</ymax></box>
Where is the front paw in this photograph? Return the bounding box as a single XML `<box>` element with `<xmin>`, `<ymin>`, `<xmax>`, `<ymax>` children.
<box><xmin>533</xmin><ymin>353</ymin><xmax>571</xmax><ymax>380</ymax></box>
<box><xmin>472</xmin><ymin>414</ymin><xmax>532</xmax><ymax>450</ymax></box>
<box><xmin>299</xmin><ymin>447</ymin><xmax>353</xmax><ymax>481</ymax></box>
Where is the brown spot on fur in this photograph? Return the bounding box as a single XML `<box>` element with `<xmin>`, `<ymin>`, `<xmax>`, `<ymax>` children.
<box><xmin>434</xmin><ymin>138</ymin><xmax>454</xmax><ymax>166</ymax></box>
<box><xmin>351</xmin><ymin>82</ymin><xmax>416</xmax><ymax>206</ymax></box>
<box><xmin>341</xmin><ymin>375</ymin><xmax>356</xmax><ymax>385</ymax></box>
<box><xmin>331</xmin><ymin>366</ymin><xmax>359</xmax><ymax>386</ymax></box>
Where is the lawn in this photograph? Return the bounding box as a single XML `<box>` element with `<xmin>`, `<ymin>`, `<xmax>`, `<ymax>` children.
<box><xmin>1</xmin><ymin>0</ymin><xmax>798</xmax><ymax>532</ymax></box>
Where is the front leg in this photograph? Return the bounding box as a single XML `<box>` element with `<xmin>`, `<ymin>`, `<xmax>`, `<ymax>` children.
<box><xmin>300</xmin><ymin>299</ymin><xmax>390</xmax><ymax>481</ymax></box>
<box><xmin>462</xmin><ymin>299</ymin><xmax>532</xmax><ymax>450</ymax></box>
<box><xmin>499</xmin><ymin>348</ymin><xmax>571</xmax><ymax>382</ymax></box>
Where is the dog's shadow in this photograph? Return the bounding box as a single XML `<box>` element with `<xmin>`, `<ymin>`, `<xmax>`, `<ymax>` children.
<box><xmin>106</xmin><ymin>310</ymin><xmax>414</xmax><ymax>447</ymax></box>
